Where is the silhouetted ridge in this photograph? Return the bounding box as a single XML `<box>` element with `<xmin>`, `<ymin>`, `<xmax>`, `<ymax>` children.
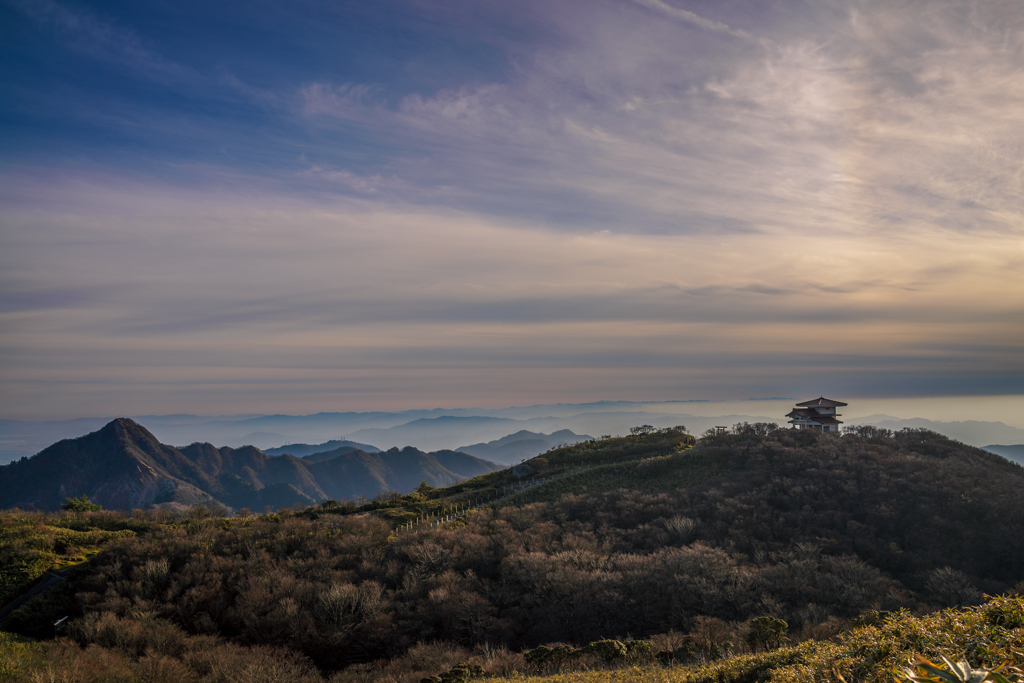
<box><xmin>0</xmin><ymin>419</ymin><xmax>221</xmax><ymax>511</ymax></box>
<box><xmin>0</xmin><ymin>419</ymin><xmax>501</xmax><ymax>511</ymax></box>
<box><xmin>456</xmin><ymin>429</ymin><xmax>593</xmax><ymax>464</ymax></box>
<box><xmin>300</xmin><ymin>445</ymin><xmax>364</xmax><ymax>462</ymax></box>
<box><xmin>265</xmin><ymin>439</ymin><xmax>381</xmax><ymax>457</ymax></box>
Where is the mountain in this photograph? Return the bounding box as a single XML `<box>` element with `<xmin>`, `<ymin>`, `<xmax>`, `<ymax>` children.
<box><xmin>983</xmin><ymin>444</ymin><xmax>1024</xmax><ymax>465</ymax></box>
<box><xmin>0</xmin><ymin>418</ymin><xmax>223</xmax><ymax>511</ymax></box>
<box><xmin>0</xmin><ymin>419</ymin><xmax>501</xmax><ymax>511</ymax></box>
<box><xmin>300</xmin><ymin>446</ymin><xmax>364</xmax><ymax>462</ymax></box>
<box><xmin>176</xmin><ymin>441</ymin><xmax>327</xmax><ymax>507</ymax></box>
<box><xmin>264</xmin><ymin>439</ymin><xmax>382</xmax><ymax>457</ymax></box>
<box><xmin>0</xmin><ymin>417</ymin><xmax>121</xmax><ymax>467</ymax></box>
<box><xmin>343</xmin><ymin>415</ymin><xmax>531</xmax><ymax>451</ymax></box>
<box><xmin>305</xmin><ymin>447</ymin><xmax>499</xmax><ymax>500</ymax></box>
<box><xmin>456</xmin><ymin>429</ymin><xmax>594</xmax><ymax>465</ymax></box>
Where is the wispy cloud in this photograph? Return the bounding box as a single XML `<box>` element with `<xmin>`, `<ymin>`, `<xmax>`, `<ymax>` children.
<box><xmin>3</xmin><ymin>0</ymin><xmax>284</xmax><ymax>124</ymax></box>
<box><xmin>627</xmin><ymin>0</ymin><xmax>756</xmax><ymax>41</ymax></box>
<box><xmin>2</xmin><ymin>168</ymin><xmax>1021</xmax><ymax>414</ymax></box>
<box><xmin>296</xmin><ymin>2</ymin><xmax>1024</xmax><ymax>243</ymax></box>
<box><xmin>2</xmin><ymin>0</ymin><xmax>1023</xmax><ymax>417</ymax></box>
<box><xmin>302</xmin><ymin>83</ymin><xmax>383</xmax><ymax>120</ymax></box>
<box><xmin>300</xmin><ymin>165</ymin><xmax>403</xmax><ymax>194</ymax></box>
<box><xmin>4</xmin><ymin>0</ymin><xmax>190</xmax><ymax>80</ymax></box>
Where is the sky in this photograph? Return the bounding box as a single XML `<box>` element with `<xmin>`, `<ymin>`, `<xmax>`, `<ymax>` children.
<box><xmin>1</xmin><ymin>0</ymin><xmax>1023</xmax><ymax>419</ymax></box>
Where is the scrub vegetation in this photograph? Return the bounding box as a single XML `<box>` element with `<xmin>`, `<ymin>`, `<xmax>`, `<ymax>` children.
<box><xmin>1</xmin><ymin>427</ymin><xmax>1022</xmax><ymax>682</ymax></box>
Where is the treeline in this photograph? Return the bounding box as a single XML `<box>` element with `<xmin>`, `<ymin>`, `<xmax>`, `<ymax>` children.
<box><xmin>2</xmin><ymin>428</ymin><xmax>1023</xmax><ymax>682</ymax></box>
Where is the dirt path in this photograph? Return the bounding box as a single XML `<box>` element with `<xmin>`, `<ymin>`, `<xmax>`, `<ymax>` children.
<box><xmin>0</xmin><ymin>571</ymin><xmax>68</xmax><ymax>627</ymax></box>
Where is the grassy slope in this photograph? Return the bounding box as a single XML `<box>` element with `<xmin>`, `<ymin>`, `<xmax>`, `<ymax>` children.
<box><xmin>304</xmin><ymin>429</ymin><xmax>697</xmax><ymax>527</ymax></box>
<box><xmin>0</xmin><ymin>513</ymin><xmax>137</xmax><ymax>608</ymax></box>
<box><xmin>479</xmin><ymin>595</ymin><xmax>1024</xmax><ymax>683</ymax></box>
<box><xmin>507</xmin><ymin>447</ymin><xmax>717</xmax><ymax>505</ymax></box>
<box><xmin>2</xmin><ymin>595</ymin><xmax>1021</xmax><ymax>682</ymax></box>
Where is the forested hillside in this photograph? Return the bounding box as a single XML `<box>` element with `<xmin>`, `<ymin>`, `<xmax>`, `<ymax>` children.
<box><xmin>1</xmin><ymin>427</ymin><xmax>1022</xmax><ymax>682</ymax></box>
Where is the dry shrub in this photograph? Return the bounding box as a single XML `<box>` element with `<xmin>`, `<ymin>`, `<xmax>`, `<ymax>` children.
<box><xmin>135</xmin><ymin>651</ymin><xmax>199</xmax><ymax>683</ymax></box>
<box><xmin>567</xmin><ymin>652</ymin><xmax>604</xmax><ymax>672</ymax></box>
<box><xmin>50</xmin><ymin>613</ymin><xmax>319</xmax><ymax>683</ymax></box>
<box><xmin>223</xmin><ymin>646</ymin><xmax>320</xmax><ymax>683</ymax></box>
<box><xmin>327</xmin><ymin>665</ymin><xmax>378</xmax><ymax>683</ymax></box>
<box><xmin>926</xmin><ymin>566</ymin><xmax>983</xmax><ymax>607</ymax></box>
<box><xmin>368</xmin><ymin>641</ymin><xmax>472</xmax><ymax>683</ymax></box>
<box><xmin>328</xmin><ymin>641</ymin><xmax>526</xmax><ymax>683</ymax></box>
<box><xmin>472</xmin><ymin>643</ymin><xmax>524</xmax><ymax>677</ymax></box>
<box><xmin>662</xmin><ymin>515</ymin><xmax>699</xmax><ymax>542</ymax></box>
<box><xmin>799</xmin><ymin>615</ymin><xmax>847</xmax><ymax>642</ymax></box>
<box><xmin>182</xmin><ymin>642</ymin><xmax>318</xmax><ymax>683</ymax></box>
<box><xmin>689</xmin><ymin>616</ymin><xmax>744</xmax><ymax>659</ymax></box>
<box><xmin>648</xmin><ymin>629</ymin><xmax>688</xmax><ymax>652</ymax></box>
<box><xmin>636</xmin><ymin>457</ymin><xmax>672</xmax><ymax>477</ymax></box>
<box><xmin>71</xmin><ymin>612</ymin><xmax>189</xmax><ymax>659</ymax></box>
<box><xmin>399</xmin><ymin>641</ymin><xmax>469</xmax><ymax>673</ymax></box>
<box><xmin>32</xmin><ymin>641</ymin><xmax>134</xmax><ymax>683</ymax></box>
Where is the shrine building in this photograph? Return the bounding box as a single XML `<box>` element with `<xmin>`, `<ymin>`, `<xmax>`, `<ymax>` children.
<box><xmin>786</xmin><ymin>397</ymin><xmax>847</xmax><ymax>432</ymax></box>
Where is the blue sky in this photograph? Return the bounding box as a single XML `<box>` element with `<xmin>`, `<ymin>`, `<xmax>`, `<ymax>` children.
<box><xmin>1</xmin><ymin>0</ymin><xmax>1023</xmax><ymax>418</ymax></box>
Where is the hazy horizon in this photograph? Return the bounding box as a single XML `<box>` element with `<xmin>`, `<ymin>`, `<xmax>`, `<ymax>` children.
<box><xmin>7</xmin><ymin>394</ymin><xmax>1024</xmax><ymax>430</ymax></box>
<box><xmin>2</xmin><ymin>0</ymin><xmax>1022</xmax><ymax>418</ymax></box>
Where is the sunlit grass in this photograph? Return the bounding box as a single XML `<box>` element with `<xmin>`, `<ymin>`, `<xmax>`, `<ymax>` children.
<box><xmin>479</xmin><ymin>596</ymin><xmax>1024</xmax><ymax>683</ymax></box>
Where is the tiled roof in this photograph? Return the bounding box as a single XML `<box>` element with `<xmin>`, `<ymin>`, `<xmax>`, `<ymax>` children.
<box><xmin>795</xmin><ymin>397</ymin><xmax>848</xmax><ymax>407</ymax></box>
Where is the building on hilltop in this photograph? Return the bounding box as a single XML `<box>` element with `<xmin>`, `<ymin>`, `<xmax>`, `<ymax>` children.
<box><xmin>787</xmin><ymin>397</ymin><xmax>847</xmax><ymax>432</ymax></box>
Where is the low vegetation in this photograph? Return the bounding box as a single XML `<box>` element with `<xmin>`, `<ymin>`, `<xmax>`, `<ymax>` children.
<box><xmin>461</xmin><ymin>595</ymin><xmax>1024</xmax><ymax>683</ymax></box>
<box><xmin>0</xmin><ymin>511</ymin><xmax>135</xmax><ymax>607</ymax></box>
<box><xmin>1</xmin><ymin>593</ymin><xmax>1021</xmax><ymax>682</ymax></box>
<box><xmin>0</xmin><ymin>427</ymin><xmax>1022</xmax><ymax>683</ymax></box>
<box><xmin>302</xmin><ymin>428</ymin><xmax>696</xmax><ymax>527</ymax></box>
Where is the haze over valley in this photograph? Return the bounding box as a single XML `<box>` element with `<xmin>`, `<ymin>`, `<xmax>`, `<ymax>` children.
<box><xmin>3</xmin><ymin>396</ymin><xmax>1023</xmax><ymax>467</ymax></box>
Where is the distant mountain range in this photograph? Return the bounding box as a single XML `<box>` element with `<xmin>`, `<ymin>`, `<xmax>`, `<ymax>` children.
<box><xmin>0</xmin><ymin>419</ymin><xmax>500</xmax><ymax>512</ymax></box>
<box><xmin>264</xmin><ymin>439</ymin><xmax>382</xmax><ymax>457</ymax></box>
<box><xmin>345</xmin><ymin>415</ymin><xmax>531</xmax><ymax>452</ymax></box>
<box><xmin>263</xmin><ymin>428</ymin><xmax>593</xmax><ymax>467</ymax></box>
<box><xmin>456</xmin><ymin>429</ymin><xmax>593</xmax><ymax>465</ymax></box>
<box><xmin>3</xmin><ymin>400</ymin><xmax>1024</xmax><ymax>466</ymax></box>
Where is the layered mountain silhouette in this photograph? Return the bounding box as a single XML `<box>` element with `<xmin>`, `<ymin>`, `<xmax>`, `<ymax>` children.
<box><xmin>456</xmin><ymin>429</ymin><xmax>594</xmax><ymax>465</ymax></box>
<box><xmin>0</xmin><ymin>419</ymin><xmax>500</xmax><ymax>512</ymax></box>
<box><xmin>264</xmin><ymin>439</ymin><xmax>382</xmax><ymax>458</ymax></box>
<box><xmin>6</xmin><ymin>401</ymin><xmax>1024</xmax><ymax>466</ymax></box>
